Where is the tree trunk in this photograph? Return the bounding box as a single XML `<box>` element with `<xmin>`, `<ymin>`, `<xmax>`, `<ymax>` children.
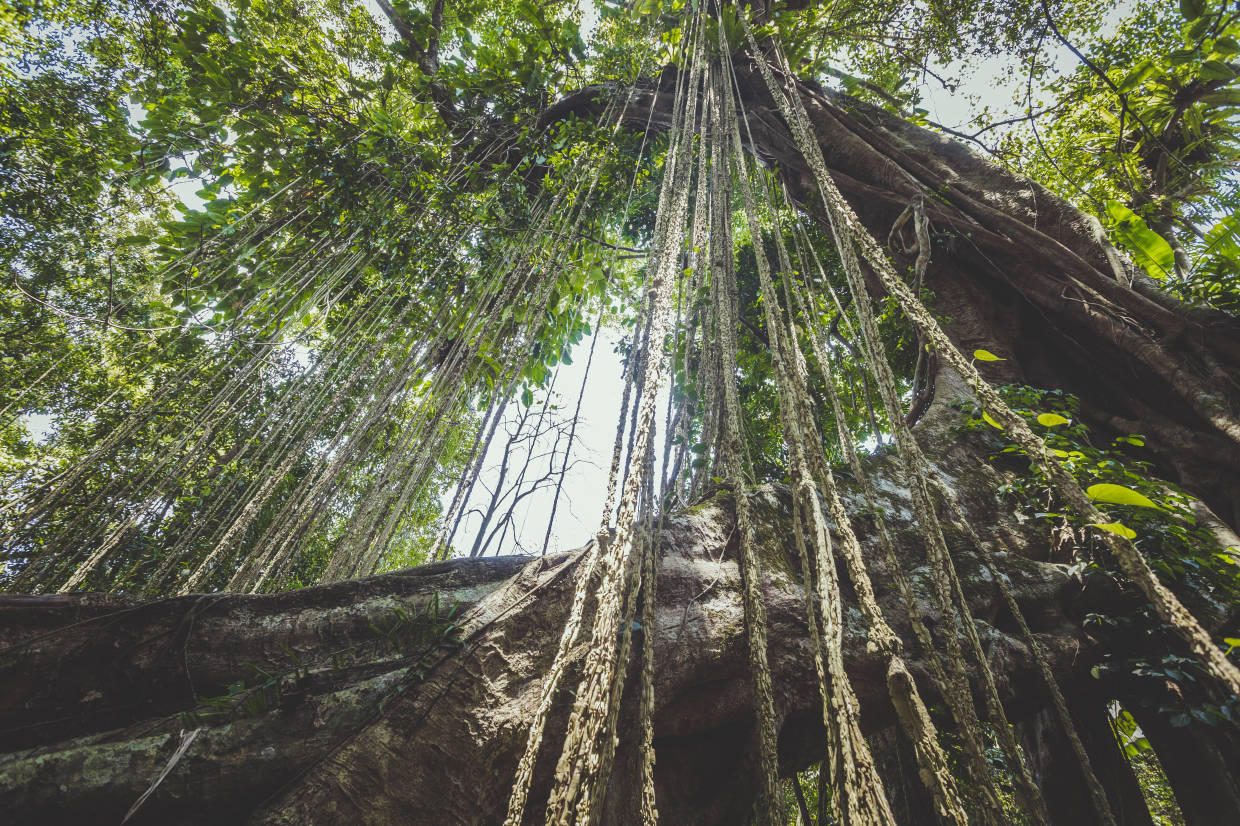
<box><xmin>2</xmin><ymin>380</ymin><xmax>1113</xmax><ymax>825</ymax></box>
<box><xmin>549</xmin><ymin>56</ymin><xmax>1240</xmax><ymax>526</ymax></box>
<box><xmin>867</xmin><ymin>726</ymin><xmax>938</xmax><ymax>826</ymax></box>
<box><xmin>6</xmin><ymin>67</ymin><xmax>1240</xmax><ymax>824</ymax></box>
<box><xmin>1125</xmin><ymin>705</ymin><xmax>1240</xmax><ymax>826</ymax></box>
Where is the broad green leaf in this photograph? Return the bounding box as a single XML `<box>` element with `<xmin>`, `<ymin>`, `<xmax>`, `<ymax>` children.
<box><xmin>1104</xmin><ymin>200</ymin><xmax>1176</xmax><ymax>279</ymax></box>
<box><xmin>1037</xmin><ymin>412</ymin><xmax>1071</xmax><ymax>427</ymax></box>
<box><xmin>982</xmin><ymin>411</ymin><xmax>1003</xmax><ymax>429</ymax></box>
<box><xmin>1215</xmin><ymin>35</ymin><xmax>1240</xmax><ymax>56</ymax></box>
<box><xmin>118</xmin><ymin>234</ymin><xmax>152</xmax><ymax>246</ymax></box>
<box><xmin>1200</xmin><ymin>59</ymin><xmax>1238</xmax><ymax>81</ymax></box>
<box><xmin>1201</xmin><ymin>88</ymin><xmax>1240</xmax><ymax>106</ymax></box>
<box><xmin>1168</xmin><ymin>48</ymin><xmax>1200</xmax><ymax>66</ymax></box>
<box><xmin>1086</xmin><ymin>483</ymin><xmax>1160</xmax><ymax>509</ymax></box>
<box><xmin>1117</xmin><ymin>59</ymin><xmax>1157</xmax><ymax>93</ymax></box>
<box><xmin>1091</xmin><ymin>522</ymin><xmax>1137</xmax><ymax>540</ymax></box>
<box><xmin>973</xmin><ymin>349</ymin><xmax>1005</xmax><ymax>362</ymax></box>
<box><xmin>1180</xmin><ymin>0</ymin><xmax>1205</xmax><ymax>20</ymax></box>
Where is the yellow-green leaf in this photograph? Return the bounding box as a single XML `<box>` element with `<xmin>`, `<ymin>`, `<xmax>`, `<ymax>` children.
<box><xmin>1091</xmin><ymin>522</ymin><xmax>1137</xmax><ymax>539</ymax></box>
<box><xmin>1050</xmin><ymin>449</ymin><xmax>1070</xmax><ymax>458</ymax></box>
<box><xmin>973</xmin><ymin>349</ymin><xmax>1005</xmax><ymax>362</ymax></box>
<box><xmin>982</xmin><ymin>411</ymin><xmax>1003</xmax><ymax>429</ymax></box>
<box><xmin>1037</xmin><ymin>412</ymin><xmax>1071</xmax><ymax>427</ymax></box>
<box><xmin>1105</xmin><ymin>200</ymin><xmax>1176</xmax><ymax>279</ymax></box>
<box><xmin>1086</xmin><ymin>483</ymin><xmax>1160</xmax><ymax>509</ymax></box>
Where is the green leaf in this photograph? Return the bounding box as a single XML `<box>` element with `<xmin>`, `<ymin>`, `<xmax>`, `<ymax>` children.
<box><xmin>973</xmin><ymin>349</ymin><xmax>1005</xmax><ymax>362</ymax></box>
<box><xmin>1214</xmin><ymin>35</ymin><xmax>1240</xmax><ymax>56</ymax></box>
<box><xmin>1180</xmin><ymin>0</ymin><xmax>1205</xmax><ymax>21</ymax></box>
<box><xmin>1037</xmin><ymin>412</ymin><xmax>1071</xmax><ymax>427</ymax></box>
<box><xmin>982</xmin><ymin>411</ymin><xmax>1003</xmax><ymax>429</ymax></box>
<box><xmin>1091</xmin><ymin>522</ymin><xmax>1137</xmax><ymax>540</ymax></box>
<box><xmin>1116</xmin><ymin>59</ymin><xmax>1157</xmax><ymax>93</ymax></box>
<box><xmin>520</xmin><ymin>387</ymin><xmax>533</xmax><ymax>407</ymax></box>
<box><xmin>1199</xmin><ymin>60</ymin><xmax>1238</xmax><ymax>81</ymax></box>
<box><xmin>118</xmin><ymin>234</ymin><xmax>152</xmax><ymax>246</ymax></box>
<box><xmin>1168</xmin><ymin>48</ymin><xmax>1200</xmax><ymax>66</ymax></box>
<box><xmin>1200</xmin><ymin>89</ymin><xmax>1240</xmax><ymax>106</ymax></box>
<box><xmin>1086</xmin><ymin>483</ymin><xmax>1161</xmax><ymax>509</ymax></box>
<box><xmin>1104</xmin><ymin>200</ymin><xmax>1176</xmax><ymax>279</ymax></box>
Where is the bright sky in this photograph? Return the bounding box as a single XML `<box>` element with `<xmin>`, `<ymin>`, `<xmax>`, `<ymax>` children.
<box><xmin>443</xmin><ymin>329</ymin><xmax>666</xmax><ymax>558</ymax></box>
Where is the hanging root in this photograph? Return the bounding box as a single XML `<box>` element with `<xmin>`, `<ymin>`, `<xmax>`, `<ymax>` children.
<box><xmin>738</xmin><ymin>16</ymin><xmax>1054</xmax><ymax>823</ymax></box>
<box><xmin>931</xmin><ymin>474</ymin><xmax>1119</xmax><ymax>826</ymax></box>
<box><xmin>721</xmin><ymin>23</ymin><xmax>895</xmax><ymax>822</ymax></box>
<box><xmin>741</xmin><ymin>15</ymin><xmax>1240</xmax><ymax>699</ymax></box>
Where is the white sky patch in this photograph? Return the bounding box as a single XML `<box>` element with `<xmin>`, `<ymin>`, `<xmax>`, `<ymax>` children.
<box><xmin>22</xmin><ymin>413</ymin><xmax>56</xmax><ymax>445</ymax></box>
<box><xmin>580</xmin><ymin>0</ymin><xmax>601</xmax><ymax>43</ymax></box>
<box><xmin>446</xmin><ymin>328</ymin><xmax>627</xmax><ymax>557</ymax></box>
<box><xmin>360</xmin><ymin>0</ymin><xmax>399</xmax><ymax>42</ymax></box>
<box><xmin>916</xmin><ymin>0</ymin><xmax>1132</xmax><ymax>135</ymax></box>
<box><xmin>442</xmin><ymin>323</ymin><xmax>677</xmax><ymax>558</ymax></box>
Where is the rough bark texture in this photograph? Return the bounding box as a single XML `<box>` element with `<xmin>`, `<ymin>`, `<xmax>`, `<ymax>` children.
<box><xmin>0</xmin><ymin>378</ymin><xmax>1203</xmax><ymax>825</ymax></box>
<box><xmin>548</xmin><ymin>55</ymin><xmax>1240</xmax><ymax>528</ymax></box>
<box><xmin>5</xmin><ymin>66</ymin><xmax>1240</xmax><ymax>825</ymax></box>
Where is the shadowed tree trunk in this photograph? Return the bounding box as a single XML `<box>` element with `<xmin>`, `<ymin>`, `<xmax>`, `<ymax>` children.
<box><xmin>2</xmin><ymin>373</ymin><xmax>1230</xmax><ymax>824</ymax></box>
<box><xmin>0</xmin><ymin>377</ymin><xmax>1102</xmax><ymax>824</ymax></box>
<box><xmin>1123</xmin><ymin>702</ymin><xmax>1240</xmax><ymax>826</ymax></box>
<box><xmin>548</xmin><ymin>53</ymin><xmax>1240</xmax><ymax>528</ymax></box>
<box><xmin>5</xmin><ymin>62</ymin><xmax>1240</xmax><ymax>824</ymax></box>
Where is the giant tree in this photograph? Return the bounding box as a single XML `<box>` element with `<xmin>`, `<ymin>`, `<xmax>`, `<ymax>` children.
<box><xmin>2</xmin><ymin>1</ymin><xmax>1239</xmax><ymax>824</ymax></box>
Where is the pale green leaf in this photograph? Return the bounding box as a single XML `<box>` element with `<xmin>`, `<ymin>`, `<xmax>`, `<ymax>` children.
<box><xmin>1086</xmin><ymin>483</ymin><xmax>1161</xmax><ymax>509</ymax></box>
<box><xmin>1117</xmin><ymin>59</ymin><xmax>1157</xmax><ymax>93</ymax></box>
<box><xmin>1200</xmin><ymin>59</ymin><xmax>1237</xmax><ymax>81</ymax></box>
<box><xmin>973</xmin><ymin>349</ymin><xmax>1005</xmax><ymax>362</ymax></box>
<box><xmin>1105</xmin><ymin>200</ymin><xmax>1176</xmax><ymax>279</ymax></box>
<box><xmin>1037</xmin><ymin>412</ymin><xmax>1071</xmax><ymax>427</ymax></box>
<box><xmin>1091</xmin><ymin>522</ymin><xmax>1137</xmax><ymax>539</ymax></box>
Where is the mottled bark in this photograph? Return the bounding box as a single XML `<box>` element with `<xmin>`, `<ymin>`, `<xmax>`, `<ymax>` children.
<box><xmin>1017</xmin><ymin>683</ymin><xmax>1158</xmax><ymax>826</ymax></box>
<box><xmin>1125</xmin><ymin>704</ymin><xmax>1240</xmax><ymax>826</ymax></box>
<box><xmin>548</xmin><ymin>56</ymin><xmax>1240</xmax><ymax>528</ymax></box>
<box><xmin>6</xmin><ymin>64</ymin><xmax>1240</xmax><ymax>825</ymax></box>
<box><xmin>3</xmin><ymin>383</ymin><xmax>1107</xmax><ymax>825</ymax></box>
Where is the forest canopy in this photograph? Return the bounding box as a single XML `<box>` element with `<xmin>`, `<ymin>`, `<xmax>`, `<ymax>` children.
<box><xmin>2</xmin><ymin>0</ymin><xmax>1238</xmax><ymax>585</ymax></box>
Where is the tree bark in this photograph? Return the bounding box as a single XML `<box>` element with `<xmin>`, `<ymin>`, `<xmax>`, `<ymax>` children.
<box><xmin>2</xmin><ymin>382</ymin><xmax>1112</xmax><ymax>825</ymax></box>
<box><xmin>547</xmin><ymin>55</ymin><xmax>1240</xmax><ymax>527</ymax></box>
<box><xmin>1125</xmin><ymin>705</ymin><xmax>1240</xmax><ymax>826</ymax></box>
<box><xmin>6</xmin><ymin>63</ymin><xmax>1240</xmax><ymax>826</ymax></box>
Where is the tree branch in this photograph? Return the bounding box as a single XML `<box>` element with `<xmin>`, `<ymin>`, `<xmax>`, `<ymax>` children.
<box><xmin>374</xmin><ymin>0</ymin><xmax>458</xmax><ymax>125</ymax></box>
